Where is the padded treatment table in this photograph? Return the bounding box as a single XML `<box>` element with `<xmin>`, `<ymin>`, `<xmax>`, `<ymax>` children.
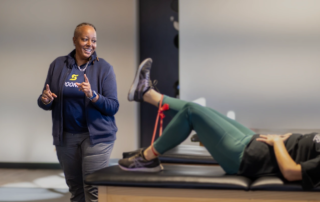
<box><xmin>85</xmin><ymin>164</ymin><xmax>320</xmax><ymax>202</ymax></box>
<box><xmin>123</xmin><ymin>144</ymin><xmax>218</xmax><ymax>165</ymax></box>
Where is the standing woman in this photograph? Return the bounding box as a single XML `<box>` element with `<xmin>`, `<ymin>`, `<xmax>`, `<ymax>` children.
<box><xmin>37</xmin><ymin>23</ymin><xmax>119</xmax><ymax>202</ymax></box>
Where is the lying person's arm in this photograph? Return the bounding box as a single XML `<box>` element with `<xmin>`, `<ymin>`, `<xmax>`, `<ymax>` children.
<box><xmin>257</xmin><ymin>133</ymin><xmax>302</xmax><ymax>181</ymax></box>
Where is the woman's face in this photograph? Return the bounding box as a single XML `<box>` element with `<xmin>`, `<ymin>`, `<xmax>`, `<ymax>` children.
<box><xmin>73</xmin><ymin>25</ymin><xmax>97</xmax><ymax>61</ymax></box>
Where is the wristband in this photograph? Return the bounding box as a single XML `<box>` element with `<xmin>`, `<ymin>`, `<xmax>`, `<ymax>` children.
<box><xmin>88</xmin><ymin>90</ymin><xmax>97</xmax><ymax>101</ymax></box>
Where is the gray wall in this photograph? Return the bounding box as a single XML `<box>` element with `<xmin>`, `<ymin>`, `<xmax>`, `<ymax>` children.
<box><xmin>0</xmin><ymin>0</ymin><xmax>138</xmax><ymax>162</ymax></box>
<box><xmin>180</xmin><ymin>0</ymin><xmax>320</xmax><ymax>137</ymax></box>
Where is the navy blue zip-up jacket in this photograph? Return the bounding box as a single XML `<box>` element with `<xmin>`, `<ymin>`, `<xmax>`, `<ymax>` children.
<box><xmin>37</xmin><ymin>50</ymin><xmax>119</xmax><ymax>145</ymax></box>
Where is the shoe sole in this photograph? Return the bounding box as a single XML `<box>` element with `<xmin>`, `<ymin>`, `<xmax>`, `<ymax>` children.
<box><xmin>118</xmin><ymin>164</ymin><xmax>163</xmax><ymax>172</ymax></box>
<box><xmin>128</xmin><ymin>58</ymin><xmax>152</xmax><ymax>101</ymax></box>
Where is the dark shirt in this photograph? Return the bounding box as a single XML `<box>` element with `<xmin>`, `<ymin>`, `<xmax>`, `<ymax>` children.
<box><xmin>63</xmin><ymin>65</ymin><xmax>88</xmax><ymax>133</ymax></box>
<box><xmin>238</xmin><ymin>133</ymin><xmax>320</xmax><ymax>190</ymax></box>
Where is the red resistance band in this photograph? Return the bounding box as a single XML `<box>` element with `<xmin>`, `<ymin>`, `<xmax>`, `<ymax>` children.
<box><xmin>150</xmin><ymin>95</ymin><xmax>170</xmax><ymax>156</ymax></box>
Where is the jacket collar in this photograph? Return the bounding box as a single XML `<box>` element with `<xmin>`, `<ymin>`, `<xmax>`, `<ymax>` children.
<box><xmin>65</xmin><ymin>49</ymin><xmax>99</xmax><ymax>68</ymax></box>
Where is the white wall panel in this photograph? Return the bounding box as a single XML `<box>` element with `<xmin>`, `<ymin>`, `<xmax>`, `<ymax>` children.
<box><xmin>180</xmin><ymin>0</ymin><xmax>320</xmax><ymax>136</ymax></box>
<box><xmin>0</xmin><ymin>0</ymin><xmax>138</xmax><ymax>162</ymax></box>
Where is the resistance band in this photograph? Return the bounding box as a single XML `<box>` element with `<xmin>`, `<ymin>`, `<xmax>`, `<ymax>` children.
<box><xmin>150</xmin><ymin>95</ymin><xmax>170</xmax><ymax>155</ymax></box>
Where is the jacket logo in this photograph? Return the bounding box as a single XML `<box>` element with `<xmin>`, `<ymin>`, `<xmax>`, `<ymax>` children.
<box><xmin>65</xmin><ymin>82</ymin><xmax>78</xmax><ymax>88</ymax></box>
<box><xmin>70</xmin><ymin>74</ymin><xmax>79</xmax><ymax>81</ymax></box>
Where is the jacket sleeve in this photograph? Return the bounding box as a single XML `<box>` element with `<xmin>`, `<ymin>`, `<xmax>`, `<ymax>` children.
<box><xmin>91</xmin><ymin>66</ymin><xmax>119</xmax><ymax>116</ymax></box>
<box><xmin>37</xmin><ymin>62</ymin><xmax>54</xmax><ymax>111</ymax></box>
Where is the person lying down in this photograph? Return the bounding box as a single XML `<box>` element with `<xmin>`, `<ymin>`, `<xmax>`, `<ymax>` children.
<box><xmin>119</xmin><ymin>58</ymin><xmax>320</xmax><ymax>190</ymax></box>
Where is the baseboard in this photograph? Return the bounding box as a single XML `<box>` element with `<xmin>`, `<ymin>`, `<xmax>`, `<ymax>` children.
<box><xmin>0</xmin><ymin>162</ymin><xmax>61</xmax><ymax>169</ymax></box>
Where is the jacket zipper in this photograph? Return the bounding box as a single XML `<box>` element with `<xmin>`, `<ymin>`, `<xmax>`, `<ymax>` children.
<box><xmin>85</xmin><ymin>63</ymin><xmax>92</xmax><ymax>143</ymax></box>
<box><xmin>59</xmin><ymin>66</ymin><xmax>72</xmax><ymax>144</ymax></box>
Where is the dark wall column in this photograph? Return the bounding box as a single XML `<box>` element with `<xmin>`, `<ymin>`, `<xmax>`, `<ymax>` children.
<box><xmin>139</xmin><ymin>0</ymin><xmax>179</xmax><ymax>147</ymax></box>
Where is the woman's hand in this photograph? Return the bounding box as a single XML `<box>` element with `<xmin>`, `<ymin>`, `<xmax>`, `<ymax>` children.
<box><xmin>256</xmin><ymin>133</ymin><xmax>292</xmax><ymax>146</ymax></box>
<box><xmin>76</xmin><ymin>74</ymin><xmax>99</xmax><ymax>102</ymax></box>
<box><xmin>76</xmin><ymin>74</ymin><xmax>93</xmax><ymax>98</ymax></box>
<box><xmin>41</xmin><ymin>84</ymin><xmax>57</xmax><ymax>105</ymax></box>
<box><xmin>257</xmin><ymin>133</ymin><xmax>301</xmax><ymax>181</ymax></box>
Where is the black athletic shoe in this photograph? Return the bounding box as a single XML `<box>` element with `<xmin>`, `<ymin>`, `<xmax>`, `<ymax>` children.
<box><xmin>118</xmin><ymin>149</ymin><xmax>163</xmax><ymax>172</ymax></box>
<box><xmin>122</xmin><ymin>148</ymin><xmax>146</xmax><ymax>159</ymax></box>
<box><xmin>128</xmin><ymin>58</ymin><xmax>153</xmax><ymax>102</ymax></box>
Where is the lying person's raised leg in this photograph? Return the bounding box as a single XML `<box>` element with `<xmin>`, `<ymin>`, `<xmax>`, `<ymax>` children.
<box><xmin>120</xmin><ymin>58</ymin><xmax>255</xmax><ymax>173</ymax></box>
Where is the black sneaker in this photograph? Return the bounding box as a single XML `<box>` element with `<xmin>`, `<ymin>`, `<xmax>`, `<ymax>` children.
<box><xmin>128</xmin><ymin>58</ymin><xmax>153</xmax><ymax>102</ymax></box>
<box><xmin>122</xmin><ymin>148</ymin><xmax>146</xmax><ymax>159</ymax></box>
<box><xmin>118</xmin><ymin>149</ymin><xmax>163</xmax><ymax>172</ymax></box>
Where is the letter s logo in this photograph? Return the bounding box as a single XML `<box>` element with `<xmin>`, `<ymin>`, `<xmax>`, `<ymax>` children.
<box><xmin>70</xmin><ymin>74</ymin><xmax>79</xmax><ymax>81</ymax></box>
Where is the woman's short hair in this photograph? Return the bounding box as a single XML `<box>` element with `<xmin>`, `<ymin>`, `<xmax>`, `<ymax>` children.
<box><xmin>74</xmin><ymin>22</ymin><xmax>96</xmax><ymax>37</ymax></box>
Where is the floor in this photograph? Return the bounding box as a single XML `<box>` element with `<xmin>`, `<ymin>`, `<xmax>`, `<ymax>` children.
<box><xmin>0</xmin><ymin>159</ymin><xmax>119</xmax><ymax>202</ymax></box>
<box><xmin>0</xmin><ymin>169</ymin><xmax>70</xmax><ymax>202</ymax></box>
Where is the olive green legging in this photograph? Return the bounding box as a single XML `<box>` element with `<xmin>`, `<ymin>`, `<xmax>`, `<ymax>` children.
<box><xmin>153</xmin><ymin>96</ymin><xmax>255</xmax><ymax>174</ymax></box>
